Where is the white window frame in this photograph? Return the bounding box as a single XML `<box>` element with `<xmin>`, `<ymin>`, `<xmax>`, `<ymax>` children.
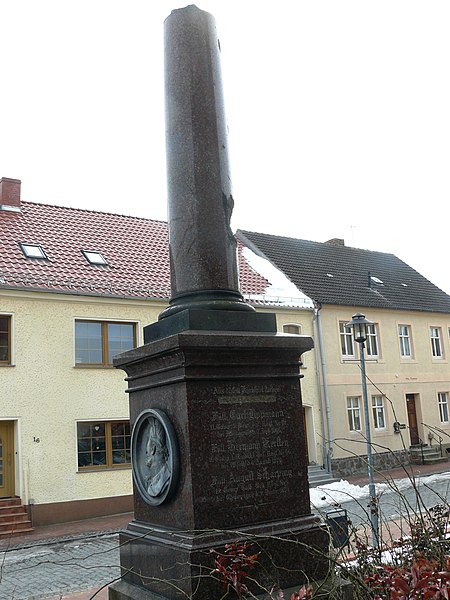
<box><xmin>347</xmin><ymin>396</ymin><xmax>362</xmax><ymax>431</ymax></box>
<box><xmin>340</xmin><ymin>322</ymin><xmax>355</xmax><ymax>358</ymax></box>
<box><xmin>365</xmin><ymin>323</ymin><xmax>379</xmax><ymax>358</ymax></box>
<box><xmin>430</xmin><ymin>327</ymin><xmax>444</xmax><ymax>358</ymax></box>
<box><xmin>398</xmin><ymin>324</ymin><xmax>412</xmax><ymax>358</ymax></box>
<box><xmin>371</xmin><ymin>395</ymin><xmax>386</xmax><ymax>430</ymax></box>
<box><xmin>438</xmin><ymin>392</ymin><xmax>449</xmax><ymax>424</ymax></box>
<box><xmin>20</xmin><ymin>242</ymin><xmax>47</xmax><ymax>259</ymax></box>
<box><xmin>82</xmin><ymin>250</ymin><xmax>108</xmax><ymax>265</ymax></box>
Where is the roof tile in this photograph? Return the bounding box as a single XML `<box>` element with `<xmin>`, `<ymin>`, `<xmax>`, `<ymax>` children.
<box><xmin>0</xmin><ymin>202</ymin><xmax>270</xmax><ymax>299</ymax></box>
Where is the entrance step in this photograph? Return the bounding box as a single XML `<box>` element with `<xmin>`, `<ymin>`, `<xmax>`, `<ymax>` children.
<box><xmin>308</xmin><ymin>464</ymin><xmax>338</xmax><ymax>487</ymax></box>
<box><xmin>0</xmin><ymin>498</ymin><xmax>33</xmax><ymax>538</ymax></box>
<box><xmin>409</xmin><ymin>445</ymin><xmax>449</xmax><ymax>465</ymax></box>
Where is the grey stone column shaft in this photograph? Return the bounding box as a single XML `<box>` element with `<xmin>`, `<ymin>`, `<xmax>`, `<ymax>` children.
<box><xmin>161</xmin><ymin>5</ymin><xmax>252</xmax><ymax>318</ymax></box>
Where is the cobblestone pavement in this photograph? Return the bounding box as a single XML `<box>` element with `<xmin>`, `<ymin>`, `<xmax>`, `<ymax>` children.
<box><xmin>0</xmin><ymin>534</ymin><xmax>120</xmax><ymax>600</ymax></box>
<box><xmin>0</xmin><ymin>467</ymin><xmax>448</xmax><ymax>599</ymax></box>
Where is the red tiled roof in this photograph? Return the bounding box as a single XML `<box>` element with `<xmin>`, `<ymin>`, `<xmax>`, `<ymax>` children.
<box><xmin>0</xmin><ymin>202</ymin><xmax>270</xmax><ymax>299</ymax></box>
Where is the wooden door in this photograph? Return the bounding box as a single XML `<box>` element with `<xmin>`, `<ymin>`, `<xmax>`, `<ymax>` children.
<box><xmin>0</xmin><ymin>421</ymin><xmax>15</xmax><ymax>497</ymax></box>
<box><xmin>406</xmin><ymin>395</ymin><xmax>419</xmax><ymax>446</ymax></box>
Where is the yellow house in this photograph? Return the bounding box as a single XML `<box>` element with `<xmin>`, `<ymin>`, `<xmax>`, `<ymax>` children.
<box><xmin>237</xmin><ymin>230</ymin><xmax>450</xmax><ymax>477</ymax></box>
<box><xmin>0</xmin><ymin>178</ymin><xmax>316</xmax><ymax>527</ymax></box>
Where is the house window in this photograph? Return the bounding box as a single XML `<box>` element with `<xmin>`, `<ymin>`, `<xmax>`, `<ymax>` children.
<box><xmin>20</xmin><ymin>243</ymin><xmax>47</xmax><ymax>259</ymax></box>
<box><xmin>0</xmin><ymin>316</ymin><xmax>11</xmax><ymax>365</ymax></box>
<box><xmin>283</xmin><ymin>324</ymin><xmax>301</xmax><ymax>335</ymax></box>
<box><xmin>438</xmin><ymin>392</ymin><xmax>449</xmax><ymax>424</ymax></box>
<box><xmin>372</xmin><ymin>395</ymin><xmax>386</xmax><ymax>429</ymax></box>
<box><xmin>77</xmin><ymin>421</ymin><xmax>131</xmax><ymax>469</ymax></box>
<box><xmin>340</xmin><ymin>322</ymin><xmax>354</xmax><ymax>358</ymax></box>
<box><xmin>398</xmin><ymin>325</ymin><xmax>412</xmax><ymax>358</ymax></box>
<box><xmin>82</xmin><ymin>250</ymin><xmax>108</xmax><ymax>265</ymax></box>
<box><xmin>347</xmin><ymin>397</ymin><xmax>361</xmax><ymax>431</ymax></box>
<box><xmin>75</xmin><ymin>320</ymin><xmax>136</xmax><ymax>366</ymax></box>
<box><xmin>430</xmin><ymin>327</ymin><xmax>443</xmax><ymax>358</ymax></box>
<box><xmin>365</xmin><ymin>323</ymin><xmax>379</xmax><ymax>358</ymax></box>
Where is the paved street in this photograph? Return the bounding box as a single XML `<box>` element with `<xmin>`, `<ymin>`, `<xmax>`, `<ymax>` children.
<box><xmin>316</xmin><ymin>471</ymin><xmax>450</xmax><ymax>532</ymax></box>
<box><xmin>0</xmin><ymin>534</ymin><xmax>120</xmax><ymax>600</ymax></box>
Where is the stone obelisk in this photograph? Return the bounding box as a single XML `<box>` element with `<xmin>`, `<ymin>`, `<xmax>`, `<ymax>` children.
<box><xmin>161</xmin><ymin>4</ymin><xmax>251</xmax><ymax>318</ymax></box>
<box><xmin>109</xmin><ymin>6</ymin><xmax>330</xmax><ymax>600</ymax></box>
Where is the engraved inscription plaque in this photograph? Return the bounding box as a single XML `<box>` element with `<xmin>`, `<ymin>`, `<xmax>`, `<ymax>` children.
<box><xmin>199</xmin><ymin>382</ymin><xmax>303</xmax><ymax>512</ymax></box>
<box><xmin>132</xmin><ymin>409</ymin><xmax>180</xmax><ymax>506</ymax></box>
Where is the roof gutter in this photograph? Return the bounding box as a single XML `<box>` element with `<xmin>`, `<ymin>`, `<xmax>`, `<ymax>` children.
<box><xmin>313</xmin><ymin>302</ymin><xmax>333</xmax><ymax>473</ymax></box>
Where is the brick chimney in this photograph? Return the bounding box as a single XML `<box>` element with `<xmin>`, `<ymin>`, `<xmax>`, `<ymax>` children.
<box><xmin>0</xmin><ymin>178</ymin><xmax>21</xmax><ymax>211</ymax></box>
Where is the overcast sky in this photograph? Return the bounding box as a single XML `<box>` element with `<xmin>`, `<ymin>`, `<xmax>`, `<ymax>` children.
<box><xmin>2</xmin><ymin>1</ymin><xmax>449</xmax><ymax>295</ymax></box>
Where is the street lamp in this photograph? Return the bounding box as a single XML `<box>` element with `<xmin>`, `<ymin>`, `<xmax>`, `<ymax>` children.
<box><xmin>346</xmin><ymin>312</ymin><xmax>379</xmax><ymax>547</ymax></box>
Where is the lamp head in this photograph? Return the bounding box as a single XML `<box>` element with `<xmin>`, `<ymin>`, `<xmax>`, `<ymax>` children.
<box><xmin>346</xmin><ymin>312</ymin><xmax>373</xmax><ymax>343</ymax></box>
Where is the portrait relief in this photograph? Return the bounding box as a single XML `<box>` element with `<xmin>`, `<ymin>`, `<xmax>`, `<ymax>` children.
<box><xmin>132</xmin><ymin>408</ymin><xmax>180</xmax><ymax>506</ymax></box>
<box><xmin>145</xmin><ymin>416</ymin><xmax>171</xmax><ymax>498</ymax></box>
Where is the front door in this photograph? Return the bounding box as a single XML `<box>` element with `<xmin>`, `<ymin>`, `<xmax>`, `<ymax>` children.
<box><xmin>0</xmin><ymin>421</ymin><xmax>15</xmax><ymax>497</ymax></box>
<box><xmin>406</xmin><ymin>394</ymin><xmax>420</xmax><ymax>446</ymax></box>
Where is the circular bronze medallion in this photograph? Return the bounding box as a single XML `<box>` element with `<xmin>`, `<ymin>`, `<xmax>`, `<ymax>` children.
<box><xmin>131</xmin><ymin>409</ymin><xmax>180</xmax><ymax>506</ymax></box>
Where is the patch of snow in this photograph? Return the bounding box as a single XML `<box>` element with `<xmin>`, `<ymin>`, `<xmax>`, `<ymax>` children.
<box><xmin>241</xmin><ymin>246</ymin><xmax>314</xmax><ymax>308</ymax></box>
<box><xmin>310</xmin><ymin>480</ymin><xmax>390</xmax><ymax>509</ymax></box>
<box><xmin>310</xmin><ymin>470</ymin><xmax>450</xmax><ymax>510</ymax></box>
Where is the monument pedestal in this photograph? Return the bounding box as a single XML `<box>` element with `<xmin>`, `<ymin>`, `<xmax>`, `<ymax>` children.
<box><xmin>110</xmin><ymin>325</ymin><xmax>329</xmax><ymax>599</ymax></box>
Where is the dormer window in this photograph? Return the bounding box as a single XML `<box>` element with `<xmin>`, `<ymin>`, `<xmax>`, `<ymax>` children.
<box><xmin>82</xmin><ymin>250</ymin><xmax>108</xmax><ymax>265</ymax></box>
<box><xmin>20</xmin><ymin>243</ymin><xmax>47</xmax><ymax>259</ymax></box>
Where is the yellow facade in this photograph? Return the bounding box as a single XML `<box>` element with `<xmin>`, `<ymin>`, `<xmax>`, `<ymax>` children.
<box><xmin>272</xmin><ymin>308</ymin><xmax>322</xmax><ymax>465</ymax></box>
<box><xmin>318</xmin><ymin>305</ymin><xmax>450</xmax><ymax>463</ymax></box>
<box><xmin>1</xmin><ymin>289</ymin><xmax>165</xmax><ymax>515</ymax></box>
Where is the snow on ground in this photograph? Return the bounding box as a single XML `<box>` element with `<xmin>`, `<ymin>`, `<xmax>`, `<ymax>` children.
<box><xmin>310</xmin><ymin>470</ymin><xmax>450</xmax><ymax>509</ymax></box>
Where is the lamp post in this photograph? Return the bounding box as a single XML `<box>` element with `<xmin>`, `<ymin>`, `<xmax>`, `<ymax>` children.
<box><xmin>346</xmin><ymin>313</ymin><xmax>379</xmax><ymax>547</ymax></box>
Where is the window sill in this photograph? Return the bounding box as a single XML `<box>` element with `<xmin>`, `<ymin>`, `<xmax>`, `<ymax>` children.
<box><xmin>0</xmin><ymin>364</ymin><xmax>15</xmax><ymax>367</ymax></box>
<box><xmin>74</xmin><ymin>364</ymin><xmax>114</xmax><ymax>369</ymax></box>
<box><xmin>342</xmin><ymin>358</ymin><xmax>381</xmax><ymax>364</ymax></box>
<box><xmin>77</xmin><ymin>466</ymin><xmax>131</xmax><ymax>473</ymax></box>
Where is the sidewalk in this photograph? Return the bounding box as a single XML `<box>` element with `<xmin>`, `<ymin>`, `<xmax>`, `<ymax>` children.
<box><xmin>344</xmin><ymin>457</ymin><xmax>450</xmax><ymax>487</ymax></box>
<box><xmin>0</xmin><ymin>511</ymin><xmax>133</xmax><ymax>552</ymax></box>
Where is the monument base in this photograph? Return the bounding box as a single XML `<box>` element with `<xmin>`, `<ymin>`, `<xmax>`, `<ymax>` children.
<box><xmin>109</xmin><ymin>515</ymin><xmax>330</xmax><ymax>599</ymax></box>
<box><xmin>112</xmin><ymin>328</ymin><xmax>330</xmax><ymax>599</ymax></box>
